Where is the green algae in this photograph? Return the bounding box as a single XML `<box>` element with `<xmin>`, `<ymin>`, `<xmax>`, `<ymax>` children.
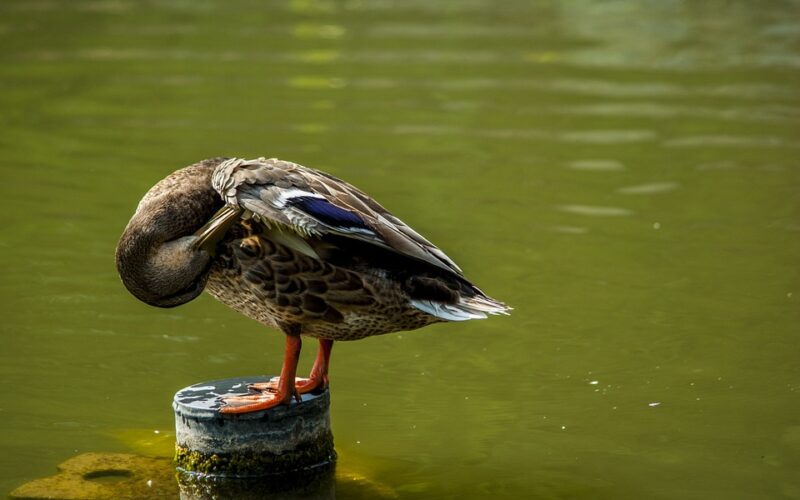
<box><xmin>175</xmin><ymin>462</ymin><xmax>336</xmax><ymax>499</ymax></box>
<box><xmin>11</xmin><ymin>448</ymin><xmax>397</xmax><ymax>499</ymax></box>
<box><xmin>175</xmin><ymin>429</ymin><xmax>335</xmax><ymax>477</ymax></box>
<box><xmin>10</xmin><ymin>453</ymin><xmax>177</xmax><ymax>500</ymax></box>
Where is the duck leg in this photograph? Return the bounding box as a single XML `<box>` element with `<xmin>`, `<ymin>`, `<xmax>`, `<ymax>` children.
<box><xmin>219</xmin><ymin>334</ymin><xmax>301</xmax><ymax>414</ymax></box>
<box><xmin>248</xmin><ymin>339</ymin><xmax>333</xmax><ymax>395</ymax></box>
<box><xmin>296</xmin><ymin>339</ymin><xmax>333</xmax><ymax>394</ymax></box>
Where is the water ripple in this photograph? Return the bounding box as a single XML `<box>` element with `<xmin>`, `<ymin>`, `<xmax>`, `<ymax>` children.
<box><xmin>617</xmin><ymin>182</ymin><xmax>679</xmax><ymax>195</ymax></box>
<box><xmin>567</xmin><ymin>160</ymin><xmax>625</xmax><ymax>172</ymax></box>
<box><xmin>663</xmin><ymin>135</ymin><xmax>792</xmax><ymax>148</ymax></box>
<box><xmin>560</xmin><ymin>130</ymin><xmax>657</xmax><ymax>144</ymax></box>
<box><xmin>557</xmin><ymin>205</ymin><xmax>634</xmax><ymax>217</ymax></box>
<box><xmin>366</xmin><ymin>23</ymin><xmax>535</xmax><ymax>39</ymax></box>
<box><xmin>552</xmin><ymin>225</ymin><xmax>589</xmax><ymax>234</ymax></box>
<box><xmin>551</xmin><ymin>79</ymin><xmax>682</xmax><ymax>98</ymax></box>
<box><xmin>562</xmin><ymin>103</ymin><xmax>800</xmax><ymax>124</ymax></box>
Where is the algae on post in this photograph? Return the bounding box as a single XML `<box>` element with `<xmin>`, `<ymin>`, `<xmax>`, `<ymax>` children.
<box><xmin>175</xmin><ymin>429</ymin><xmax>335</xmax><ymax>476</ymax></box>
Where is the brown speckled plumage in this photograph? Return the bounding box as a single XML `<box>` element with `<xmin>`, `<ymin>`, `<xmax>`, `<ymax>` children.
<box><xmin>206</xmin><ymin>219</ymin><xmax>435</xmax><ymax>341</ymax></box>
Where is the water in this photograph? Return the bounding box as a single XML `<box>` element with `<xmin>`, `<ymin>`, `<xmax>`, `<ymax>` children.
<box><xmin>1</xmin><ymin>0</ymin><xmax>799</xmax><ymax>498</ymax></box>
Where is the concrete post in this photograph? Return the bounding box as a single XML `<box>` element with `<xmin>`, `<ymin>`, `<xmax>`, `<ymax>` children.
<box><xmin>173</xmin><ymin>376</ymin><xmax>335</xmax><ymax>478</ymax></box>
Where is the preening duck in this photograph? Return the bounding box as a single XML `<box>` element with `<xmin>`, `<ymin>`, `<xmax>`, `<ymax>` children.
<box><xmin>116</xmin><ymin>157</ymin><xmax>510</xmax><ymax>413</ymax></box>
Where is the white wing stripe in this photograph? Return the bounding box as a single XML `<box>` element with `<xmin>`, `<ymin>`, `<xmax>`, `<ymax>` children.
<box><xmin>274</xmin><ymin>188</ymin><xmax>325</xmax><ymax>208</ymax></box>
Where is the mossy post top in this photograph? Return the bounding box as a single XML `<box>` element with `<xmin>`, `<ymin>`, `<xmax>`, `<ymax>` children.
<box><xmin>173</xmin><ymin>376</ymin><xmax>335</xmax><ymax>478</ymax></box>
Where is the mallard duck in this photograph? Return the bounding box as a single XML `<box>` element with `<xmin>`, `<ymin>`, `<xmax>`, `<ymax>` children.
<box><xmin>116</xmin><ymin>157</ymin><xmax>510</xmax><ymax>413</ymax></box>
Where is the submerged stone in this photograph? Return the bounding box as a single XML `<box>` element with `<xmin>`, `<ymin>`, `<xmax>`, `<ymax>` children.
<box><xmin>10</xmin><ymin>452</ymin><xmax>177</xmax><ymax>499</ymax></box>
<box><xmin>11</xmin><ymin>450</ymin><xmax>395</xmax><ymax>499</ymax></box>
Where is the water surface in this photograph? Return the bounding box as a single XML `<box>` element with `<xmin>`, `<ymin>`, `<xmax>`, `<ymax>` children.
<box><xmin>1</xmin><ymin>1</ymin><xmax>799</xmax><ymax>498</ymax></box>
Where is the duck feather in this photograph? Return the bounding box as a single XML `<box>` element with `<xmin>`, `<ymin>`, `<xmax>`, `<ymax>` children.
<box><xmin>211</xmin><ymin>157</ymin><xmax>463</xmax><ymax>275</ymax></box>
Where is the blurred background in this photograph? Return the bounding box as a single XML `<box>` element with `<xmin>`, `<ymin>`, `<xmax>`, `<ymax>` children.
<box><xmin>1</xmin><ymin>0</ymin><xmax>799</xmax><ymax>498</ymax></box>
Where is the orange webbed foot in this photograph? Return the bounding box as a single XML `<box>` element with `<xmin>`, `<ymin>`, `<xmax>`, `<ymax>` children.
<box><xmin>218</xmin><ymin>336</ymin><xmax>330</xmax><ymax>414</ymax></box>
<box><xmin>295</xmin><ymin>375</ymin><xmax>327</xmax><ymax>394</ymax></box>
<box><xmin>248</xmin><ymin>375</ymin><xmax>327</xmax><ymax>395</ymax></box>
<box><xmin>219</xmin><ymin>388</ymin><xmax>293</xmax><ymax>414</ymax></box>
<box><xmin>246</xmin><ymin>377</ymin><xmax>280</xmax><ymax>393</ymax></box>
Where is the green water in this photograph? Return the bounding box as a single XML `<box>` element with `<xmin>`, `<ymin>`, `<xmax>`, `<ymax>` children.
<box><xmin>2</xmin><ymin>1</ymin><xmax>800</xmax><ymax>498</ymax></box>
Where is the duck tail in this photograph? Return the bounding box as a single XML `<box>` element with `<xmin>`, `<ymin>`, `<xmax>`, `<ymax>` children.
<box><xmin>410</xmin><ymin>292</ymin><xmax>511</xmax><ymax>322</ymax></box>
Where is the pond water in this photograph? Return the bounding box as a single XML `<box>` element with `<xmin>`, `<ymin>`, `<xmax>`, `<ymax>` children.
<box><xmin>1</xmin><ymin>1</ymin><xmax>799</xmax><ymax>498</ymax></box>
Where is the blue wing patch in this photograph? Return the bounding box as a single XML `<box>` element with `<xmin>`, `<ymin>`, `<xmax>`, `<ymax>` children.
<box><xmin>288</xmin><ymin>196</ymin><xmax>370</xmax><ymax>230</ymax></box>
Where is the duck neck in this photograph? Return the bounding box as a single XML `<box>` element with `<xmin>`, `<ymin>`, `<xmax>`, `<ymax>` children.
<box><xmin>115</xmin><ymin>160</ymin><xmax>225</xmax><ymax>308</ymax></box>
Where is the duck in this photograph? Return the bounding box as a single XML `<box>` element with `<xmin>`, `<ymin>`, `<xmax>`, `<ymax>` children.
<box><xmin>116</xmin><ymin>157</ymin><xmax>510</xmax><ymax>413</ymax></box>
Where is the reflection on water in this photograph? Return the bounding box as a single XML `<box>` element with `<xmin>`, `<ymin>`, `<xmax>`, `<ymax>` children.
<box><xmin>617</xmin><ymin>182</ymin><xmax>679</xmax><ymax>195</ymax></box>
<box><xmin>567</xmin><ymin>159</ymin><xmax>626</xmax><ymax>172</ymax></box>
<box><xmin>1</xmin><ymin>0</ymin><xmax>800</xmax><ymax>498</ymax></box>
<box><xmin>557</xmin><ymin>205</ymin><xmax>634</xmax><ymax>217</ymax></box>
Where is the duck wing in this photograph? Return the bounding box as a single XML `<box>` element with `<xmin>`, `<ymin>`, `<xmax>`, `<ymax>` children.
<box><xmin>209</xmin><ymin>157</ymin><xmax>463</xmax><ymax>276</ymax></box>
